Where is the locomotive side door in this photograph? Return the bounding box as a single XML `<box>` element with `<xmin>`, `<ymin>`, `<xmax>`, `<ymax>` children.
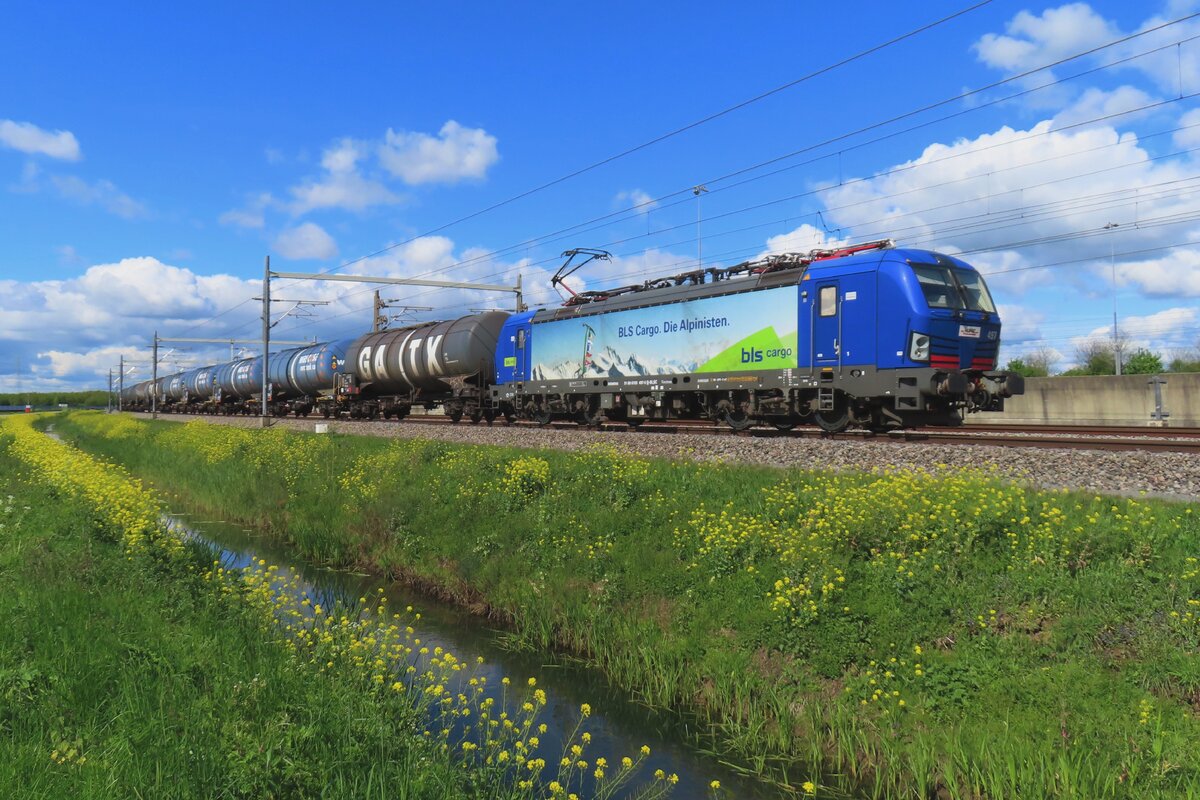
<box><xmin>812</xmin><ymin>281</ymin><xmax>841</xmax><ymax>367</ymax></box>
<box><xmin>516</xmin><ymin>327</ymin><xmax>528</xmax><ymax>379</ymax></box>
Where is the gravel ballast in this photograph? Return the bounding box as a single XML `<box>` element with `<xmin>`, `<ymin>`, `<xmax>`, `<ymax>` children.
<box><xmin>132</xmin><ymin>413</ymin><xmax>1200</xmax><ymax>502</ymax></box>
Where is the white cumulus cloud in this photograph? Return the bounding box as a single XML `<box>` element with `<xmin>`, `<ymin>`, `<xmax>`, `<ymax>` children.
<box><xmin>0</xmin><ymin>119</ymin><xmax>82</xmax><ymax>160</ymax></box>
<box><xmin>974</xmin><ymin>3</ymin><xmax>1200</xmax><ymax>104</ymax></box>
<box><xmin>1116</xmin><ymin>243</ymin><xmax>1200</xmax><ymax>297</ymax></box>
<box><xmin>288</xmin><ymin>138</ymin><xmax>400</xmax><ymax>214</ymax></box>
<box><xmin>273</xmin><ymin>222</ymin><xmax>338</xmax><ymax>260</ymax></box>
<box><xmin>973</xmin><ymin>3</ymin><xmax>1119</xmax><ymax>74</ymax></box>
<box><xmin>378</xmin><ymin>121</ymin><xmax>499</xmax><ymax>185</ymax></box>
<box><xmin>1173</xmin><ymin>107</ymin><xmax>1200</xmax><ymax>149</ymax></box>
<box><xmin>814</xmin><ymin>120</ymin><xmax>1197</xmax><ymax>301</ymax></box>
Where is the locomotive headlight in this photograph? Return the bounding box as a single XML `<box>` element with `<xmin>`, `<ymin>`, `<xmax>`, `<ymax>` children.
<box><xmin>909</xmin><ymin>332</ymin><xmax>930</xmax><ymax>362</ymax></box>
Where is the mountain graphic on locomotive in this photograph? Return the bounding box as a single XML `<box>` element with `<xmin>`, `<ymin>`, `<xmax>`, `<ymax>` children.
<box><xmin>119</xmin><ymin>240</ymin><xmax>1023</xmax><ymax>432</ymax></box>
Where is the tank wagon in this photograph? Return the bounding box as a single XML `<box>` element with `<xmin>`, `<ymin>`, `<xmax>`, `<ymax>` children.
<box><xmin>333</xmin><ymin>313</ymin><xmax>508</xmax><ymax>421</ymax></box>
<box><xmin>119</xmin><ymin>340</ymin><xmax>354</xmax><ymax>417</ymax></box>
<box><xmin>116</xmin><ymin>240</ymin><xmax>1022</xmax><ymax>432</ymax></box>
<box><xmin>284</xmin><ymin>339</ymin><xmax>352</xmax><ymax>417</ymax></box>
<box><xmin>491</xmin><ymin>240</ymin><xmax>1022</xmax><ymax>432</ymax></box>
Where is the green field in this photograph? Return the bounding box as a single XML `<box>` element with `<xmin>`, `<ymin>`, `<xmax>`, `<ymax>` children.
<box><xmin>49</xmin><ymin>411</ymin><xmax>1200</xmax><ymax>798</ymax></box>
<box><xmin>0</xmin><ymin>414</ymin><xmax>675</xmax><ymax>800</ymax></box>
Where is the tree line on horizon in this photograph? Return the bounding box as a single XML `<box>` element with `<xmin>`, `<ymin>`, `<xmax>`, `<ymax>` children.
<box><xmin>1004</xmin><ymin>337</ymin><xmax>1200</xmax><ymax>378</ymax></box>
<box><xmin>0</xmin><ymin>390</ymin><xmax>110</xmax><ymax>408</ymax></box>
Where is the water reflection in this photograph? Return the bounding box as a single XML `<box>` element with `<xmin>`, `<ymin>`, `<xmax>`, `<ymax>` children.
<box><xmin>168</xmin><ymin>512</ymin><xmax>801</xmax><ymax>800</ymax></box>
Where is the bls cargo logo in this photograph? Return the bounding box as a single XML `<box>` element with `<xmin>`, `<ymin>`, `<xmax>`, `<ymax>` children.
<box><xmin>741</xmin><ymin>346</ymin><xmax>793</xmax><ymax>363</ymax></box>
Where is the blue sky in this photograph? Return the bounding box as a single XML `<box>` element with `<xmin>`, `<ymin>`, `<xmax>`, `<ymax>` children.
<box><xmin>2</xmin><ymin>0</ymin><xmax>1199</xmax><ymax>389</ymax></box>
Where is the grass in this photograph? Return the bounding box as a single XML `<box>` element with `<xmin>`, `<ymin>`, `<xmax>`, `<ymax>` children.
<box><xmin>0</xmin><ymin>414</ymin><xmax>676</xmax><ymax>800</ymax></box>
<box><xmin>51</xmin><ymin>410</ymin><xmax>1200</xmax><ymax>799</ymax></box>
<box><xmin>0</xmin><ymin>442</ymin><xmax>477</xmax><ymax>798</ymax></box>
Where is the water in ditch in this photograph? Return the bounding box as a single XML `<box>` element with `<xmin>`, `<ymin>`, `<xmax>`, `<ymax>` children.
<box><xmin>167</xmin><ymin>509</ymin><xmax>828</xmax><ymax>800</ymax></box>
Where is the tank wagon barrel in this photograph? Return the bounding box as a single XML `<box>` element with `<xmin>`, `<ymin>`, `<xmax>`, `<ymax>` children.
<box><xmin>335</xmin><ymin>312</ymin><xmax>508</xmax><ymax>421</ymax></box>
<box><xmin>230</xmin><ymin>357</ymin><xmax>263</xmax><ymax>399</ymax></box>
<box><xmin>265</xmin><ymin>348</ymin><xmax>304</xmax><ymax>400</ymax></box>
<box><xmin>290</xmin><ymin>339</ymin><xmax>352</xmax><ymax>396</ymax></box>
<box><xmin>164</xmin><ymin>373</ymin><xmax>187</xmax><ymax>403</ymax></box>
<box><xmin>183</xmin><ymin>366</ymin><xmax>216</xmax><ymax>400</ymax></box>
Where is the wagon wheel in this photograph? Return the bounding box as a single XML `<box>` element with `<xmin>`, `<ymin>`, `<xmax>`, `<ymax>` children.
<box><xmin>469</xmin><ymin>409</ymin><xmax>484</xmax><ymax>424</ymax></box>
<box><xmin>448</xmin><ymin>409</ymin><xmax>464</xmax><ymax>423</ymax></box>
<box><xmin>723</xmin><ymin>409</ymin><xmax>754</xmax><ymax>431</ymax></box>
<box><xmin>576</xmin><ymin>399</ymin><xmax>604</xmax><ymax>427</ymax></box>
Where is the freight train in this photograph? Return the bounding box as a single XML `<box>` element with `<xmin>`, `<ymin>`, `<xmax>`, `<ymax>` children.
<box><xmin>118</xmin><ymin>240</ymin><xmax>1024</xmax><ymax>433</ymax></box>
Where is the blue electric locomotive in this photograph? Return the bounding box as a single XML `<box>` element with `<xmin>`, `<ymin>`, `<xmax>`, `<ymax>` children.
<box><xmin>491</xmin><ymin>240</ymin><xmax>1022</xmax><ymax>431</ymax></box>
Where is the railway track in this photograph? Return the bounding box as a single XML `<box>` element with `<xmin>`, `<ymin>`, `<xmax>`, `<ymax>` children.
<box><xmin>391</xmin><ymin>415</ymin><xmax>1200</xmax><ymax>454</ymax></box>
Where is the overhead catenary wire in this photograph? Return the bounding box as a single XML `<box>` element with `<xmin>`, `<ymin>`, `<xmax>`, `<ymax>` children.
<box><xmin>199</xmin><ymin>14</ymin><xmax>1200</xmax><ymax>355</ymax></box>
<box><xmin>264</xmin><ymin>58</ymin><xmax>1200</xmax><ymax>336</ymax></box>
<box><xmin>211</xmin><ymin>16</ymin><xmax>1200</xmax><ymax>346</ymax></box>
<box><xmin>300</xmin><ymin>15</ymin><xmax>1200</xmax><ymax>293</ymax></box>
<box><xmin>267</xmin><ymin>104</ymin><xmax>1200</xmax><ymax>338</ymax></box>
<box><xmin>178</xmin><ymin>0</ymin><xmax>1102</xmax><ymax>336</ymax></box>
<box><xmin>268</xmin><ymin>1</ymin><xmax>999</xmax><ymax>283</ymax></box>
<box><xmin>264</xmin><ymin>163</ymin><xmax>1200</xmax><ymax>339</ymax></box>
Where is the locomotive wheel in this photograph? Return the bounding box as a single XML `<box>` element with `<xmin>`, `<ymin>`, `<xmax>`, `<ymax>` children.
<box><xmin>321</xmin><ymin>409</ymin><xmax>331</xmax><ymax>419</ymax></box>
<box><xmin>814</xmin><ymin>407</ymin><xmax>851</xmax><ymax>433</ymax></box>
<box><xmin>771</xmin><ymin>419</ymin><xmax>798</xmax><ymax>431</ymax></box>
<box><xmin>532</xmin><ymin>408</ymin><xmax>552</xmax><ymax>426</ymax></box>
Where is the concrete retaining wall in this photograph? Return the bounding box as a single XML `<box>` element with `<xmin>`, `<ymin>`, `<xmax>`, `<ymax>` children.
<box><xmin>966</xmin><ymin>373</ymin><xmax>1200</xmax><ymax>427</ymax></box>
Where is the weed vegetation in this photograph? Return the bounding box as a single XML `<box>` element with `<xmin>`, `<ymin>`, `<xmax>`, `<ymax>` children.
<box><xmin>0</xmin><ymin>414</ymin><xmax>673</xmax><ymax>800</ymax></box>
<box><xmin>53</xmin><ymin>411</ymin><xmax>1200</xmax><ymax>799</ymax></box>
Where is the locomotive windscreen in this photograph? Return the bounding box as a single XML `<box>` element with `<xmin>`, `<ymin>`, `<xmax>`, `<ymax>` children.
<box><xmin>910</xmin><ymin>265</ymin><xmax>996</xmax><ymax>313</ymax></box>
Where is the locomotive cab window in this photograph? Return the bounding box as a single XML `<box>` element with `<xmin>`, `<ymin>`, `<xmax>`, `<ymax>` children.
<box><xmin>818</xmin><ymin>286</ymin><xmax>837</xmax><ymax>317</ymax></box>
<box><xmin>910</xmin><ymin>264</ymin><xmax>996</xmax><ymax>313</ymax></box>
<box><xmin>954</xmin><ymin>269</ymin><xmax>996</xmax><ymax>313</ymax></box>
<box><xmin>517</xmin><ymin>329</ymin><xmax>526</xmax><ymax>348</ymax></box>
